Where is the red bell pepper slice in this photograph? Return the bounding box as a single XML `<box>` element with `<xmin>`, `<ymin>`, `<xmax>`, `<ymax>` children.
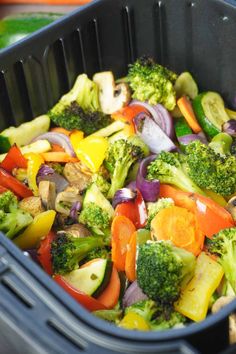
<box><xmin>114</xmin><ymin>189</ymin><xmax>147</xmax><ymax>228</ymax></box>
<box><xmin>1</xmin><ymin>144</ymin><xmax>28</xmax><ymax>173</ymax></box>
<box><xmin>54</xmin><ymin>275</ymin><xmax>107</xmax><ymax>312</ymax></box>
<box><xmin>0</xmin><ymin>167</ymin><xmax>33</xmax><ymax>199</ymax></box>
<box><xmin>37</xmin><ymin>231</ymin><xmax>55</xmax><ymax>275</ymax></box>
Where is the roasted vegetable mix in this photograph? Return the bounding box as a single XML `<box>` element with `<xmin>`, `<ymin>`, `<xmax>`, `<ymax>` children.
<box><xmin>0</xmin><ymin>57</ymin><xmax>236</xmax><ymax>335</ymax></box>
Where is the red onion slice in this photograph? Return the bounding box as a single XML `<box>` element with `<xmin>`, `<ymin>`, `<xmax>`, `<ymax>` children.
<box><xmin>70</xmin><ymin>201</ymin><xmax>82</xmax><ymax>221</ymax></box>
<box><xmin>112</xmin><ymin>188</ymin><xmax>137</xmax><ymax>209</ymax></box>
<box><xmin>130</xmin><ymin>100</ymin><xmax>174</xmax><ymax>139</ymax></box>
<box><xmin>123</xmin><ymin>280</ymin><xmax>148</xmax><ymax>307</ymax></box>
<box><xmin>33</xmin><ymin>132</ymin><xmax>75</xmax><ymax>157</ymax></box>
<box><xmin>178</xmin><ymin>134</ymin><xmax>208</xmax><ymax>146</ymax></box>
<box><xmin>134</xmin><ymin>112</ymin><xmax>176</xmax><ymax>153</ymax></box>
<box><xmin>136</xmin><ymin>155</ymin><xmax>159</xmax><ymax>202</ymax></box>
<box><xmin>222</xmin><ymin>119</ymin><xmax>236</xmax><ymax>137</ymax></box>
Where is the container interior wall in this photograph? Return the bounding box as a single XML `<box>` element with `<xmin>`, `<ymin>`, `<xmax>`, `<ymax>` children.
<box><xmin>0</xmin><ymin>0</ymin><xmax>236</xmax><ymax>130</ymax></box>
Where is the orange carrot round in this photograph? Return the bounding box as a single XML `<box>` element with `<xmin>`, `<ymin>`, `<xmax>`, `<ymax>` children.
<box><xmin>151</xmin><ymin>205</ymin><xmax>204</xmax><ymax>256</ymax></box>
<box><xmin>111</xmin><ymin>215</ymin><xmax>136</xmax><ymax>271</ymax></box>
<box><xmin>159</xmin><ymin>184</ymin><xmax>234</xmax><ymax>238</ymax></box>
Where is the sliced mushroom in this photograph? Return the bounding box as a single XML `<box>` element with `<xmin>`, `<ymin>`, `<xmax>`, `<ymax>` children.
<box><xmin>19</xmin><ymin>196</ymin><xmax>45</xmax><ymax>217</ymax></box>
<box><xmin>55</xmin><ymin>186</ymin><xmax>83</xmax><ymax>216</ymax></box>
<box><xmin>38</xmin><ymin>180</ymin><xmax>56</xmax><ymax>210</ymax></box>
<box><xmin>93</xmin><ymin>71</ymin><xmax>131</xmax><ymax>114</ymax></box>
<box><xmin>63</xmin><ymin>223</ymin><xmax>91</xmax><ymax>238</ymax></box>
<box><xmin>212</xmin><ymin>296</ymin><xmax>236</xmax><ymax>344</ymax></box>
<box><xmin>226</xmin><ymin>196</ymin><xmax>236</xmax><ymax>222</ymax></box>
<box><xmin>63</xmin><ymin>162</ymin><xmax>92</xmax><ymax>192</ymax></box>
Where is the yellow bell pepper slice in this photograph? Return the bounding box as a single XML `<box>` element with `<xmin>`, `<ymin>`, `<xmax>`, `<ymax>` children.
<box><xmin>75</xmin><ymin>136</ymin><xmax>108</xmax><ymax>173</ymax></box>
<box><xmin>175</xmin><ymin>252</ymin><xmax>224</xmax><ymax>322</ymax></box>
<box><xmin>13</xmin><ymin>210</ymin><xmax>56</xmax><ymax>250</ymax></box>
<box><xmin>70</xmin><ymin>130</ymin><xmax>84</xmax><ymax>151</ymax></box>
<box><xmin>118</xmin><ymin>312</ymin><xmax>150</xmax><ymax>331</ymax></box>
<box><xmin>24</xmin><ymin>152</ymin><xmax>44</xmax><ymax>196</ymax></box>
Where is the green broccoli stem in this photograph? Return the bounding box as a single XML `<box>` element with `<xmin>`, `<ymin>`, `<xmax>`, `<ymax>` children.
<box><xmin>107</xmin><ymin>160</ymin><xmax>133</xmax><ymax>199</ymax></box>
<box><xmin>166</xmin><ymin>167</ymin><xmax>206</xmax><ymax>196</ymax></box>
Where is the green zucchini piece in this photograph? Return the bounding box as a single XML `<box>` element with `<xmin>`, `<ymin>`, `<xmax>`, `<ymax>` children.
<box><xmin>175</xmin><ymin>72</ymin><xmax>198</xmax><ymax>99</ymax></box>
<box><xmin>193</xmin><ymin>92</ymin><xmax>229</xmax><ymax>138</ymax></box>
<box><xmin>83</xmin><ymin>183</ymin><xmax>114</xmax><ymax>219</ymax></box>
<box><xmin>0</xmin><ymin>135</ymin><xmax>11</xmax><ymax>153</ymax></box>
<box><xmin>0</xmin><ymin>115</ymin><xmax>50</xmax><ymax>147</ymax></box>
<box><xmin>174</xmin><ymin>117</ymin><xmax>192</xmax><ymax>138</ymax></box>
<box><xmin>209</xmin><ymin>133</ymin><xmax>233</xmax><ymax>155</ymax></box>
<box><xmin>0</xmin><ymin>140</ymin><xmax>51</xmax><ymax>162</ymax></box>
<box><xmin>63</xmin><ymin>259</ymin><xmax>113</xmax><ymax>297</ymax></box>
<box><xmin>0</xmin><ymin>13</ymin><xmax>63</xmax><ymax>49</ymax></box>
<box><xmin>137</xmin><ymin>229</ymin><xmax>151</xmax><ymax>245</ymax></box>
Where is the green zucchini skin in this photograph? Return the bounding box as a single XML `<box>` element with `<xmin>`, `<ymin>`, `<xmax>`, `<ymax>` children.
<box><xmin>174</xmin><ymin>117</ymin><xmax>192</xmax><ymax>138</ymax></box>
<box><xmin>192</xmin><ymin>93</ymin><xmax>221</xmax><ymax>139</ymax></box>
<box><xmin>0</xmin><ymin>13</ymin><xmax>63</xmax><ymax>49</ymax></box>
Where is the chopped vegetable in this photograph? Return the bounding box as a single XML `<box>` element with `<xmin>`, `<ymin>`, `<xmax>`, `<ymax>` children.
<box><xmin>13</xmin><ymin>210</ymin><xmax>56</xmax><ymax>250</ymax></box>
<box><xmin>177</xmin><ymin>96</ymin><xmax>202</xmax><ymax>133</ymax></box>
<box><xmin>175</xmin><ymin>252</ymin><xmax>224</xmax><ymax>322</ymax></box>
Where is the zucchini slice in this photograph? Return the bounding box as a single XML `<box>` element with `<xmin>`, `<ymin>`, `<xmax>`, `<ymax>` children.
<box><xmin>193</xmin><ymin>92</ymin><xmax>229</xmax><ymax>138</ymax></box>
<box><xmin>175</xmin><ymin>72</ymin><xmax>198</xmax><ymax>100</ymax></box>
<box><xmin>63</xmin><ymin>259</ymin><xmax>113</xmax><ymax>297</ymax></box>
<box><xmin>0</xmin><ymin>115</ymin><xmax>50</xmax><ymax>147</ymax></box>
<box><xmin>83</xmin><ymin>183</ymin><xmax>114</xmax><ymax>219</ymax></box>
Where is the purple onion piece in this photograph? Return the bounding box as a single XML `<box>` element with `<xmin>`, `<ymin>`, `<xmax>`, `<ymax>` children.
<box><xmin>70</xmin><ymin>201</ymin><xmax>82</xmax><ymax>221</ymax></box>
<box><xmin>123</xmin><ymin>280</ymin><xmax>148</xmax><ymax>307</ymax></box>
<box><xmin>136</xmin><ymin>155</ymin><xmax>159</xmax><ymax>202</ymax></box>
<box><xmin>178</xmin><ymin>134</ymin><xmax>208</xmax><ymax>146</ymax></box>
<box><xmin>37</xmin><ymin>164</ymin><xmax>54</xmax><ymax>178</ymax></box>
<box><xmin>134</xmin><ymin>113</ymin><xmax>176</xmax><ymax>153</ymax></box>
<box><xmin>126</xmin><ymin>181</ymin><xmax>137</xmax><ymax>191</ymax></box>
<box><xmin>112</xmin><ymin>188</ymin><xmax>137</xmax><ymax>209</ymax></box>
<box><xmin>222</xmin><ymin>119</ymin><xmax>236</xmax><ymax>137</ymax></box>
<box><xmin>37</xmin><ymin>173</ymin><xmax>69</xmax><ymax>193</ymax></box>
<box><xmin>130</xmin><ymin>100</ymin><xmax>174</xmax><ymax>139</ymax></box>
<box><xmin>152</xmin><ymin>104</ymin><xmax>175</xmax><ymax>140</ymax></box>
<box><xmin>33</xmin><ymin>132</ymin><xmax>75</xmax><ymax>157</ymax></box>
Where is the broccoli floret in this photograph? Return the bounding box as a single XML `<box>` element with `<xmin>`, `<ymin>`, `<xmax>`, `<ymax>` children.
<box><xmin>137</xmin><ymin>241</ymin><xmax>196</xmax><ymax>304</ymax></box>
<box><xmin>185</xmin><ymin>140</ymin><xmax>236</xmax><ymax>196</ymax></box>
<box><xmin>105</xmin><ymin>137</ymin><xmax>147</xmax><ymax>198</ymax></box>
<box><xmin>79</xmin><ymin>202</ymin><xmax>111</xmax><ymax>236</ymax></box>
<box><xmin>124</xmin><ymin>299</ymin><xmax>186</xmax><ymax>331</ymax></box>
<box><xmin>231</xmin><ymin>138</ymin><xmax>236</xmax><ymax>156</ymax></box>
<box><xmin>150</xmin><ymin>309</ymin><xmax>186</xmax><ymax>330</ymax></box>
<box><xmin>83</xmin><ymin>246</ymin><xmax>111</xmax><ymax>263</ymax></box>
<box><xmin>48</xmin><ymin>74</ymin><xmax>112</xmax><ymax>135</ymax></box>
<box><xmin>125</xmin><ymin>300</ymin><xmax>159</xmax><ymax>322</ymax></box>
<box><xmin>91</xmin><ymin>173</ymin><xmax>110</xmax><ymax>196</ymax></box>
<box><xmin>206</xmin><ymin>228</ymin><xmax>236</xmax><ymax>293</ymax></box>
<box><xmin>147</xmin><ymin>151</ymin><xmax>205</xmax><ymax>195</ymax></box>
<box><xmin>146</xmin><ymin>198</ymin><xmax>174</xmax><ymax>229</ymax></box>
<box><xmin>51</xmin><ymin>232</ymin><xmax>104</xmax><ymax>274</ymax></box>
<box><xmin>0</xmin><ymin>191</ymin><xmax>33</xmax><ymax>239</ymax></box>
<box><xmin>127</xmin><ymin>56</ymin><xmax>177</xmax><ymax>110</ymax></box>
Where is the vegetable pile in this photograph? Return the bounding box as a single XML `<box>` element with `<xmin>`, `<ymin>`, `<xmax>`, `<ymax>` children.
<box><xmin>0</xmin><ymin>57</ymin><xmax>236</xmax><ymax>334</ymax></box>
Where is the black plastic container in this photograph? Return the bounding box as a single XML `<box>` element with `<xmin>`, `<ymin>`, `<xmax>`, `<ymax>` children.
<box><xmin>0</xmin><ymin>0</ymin><xmax>236</xmax><ymax>353</ymax></box>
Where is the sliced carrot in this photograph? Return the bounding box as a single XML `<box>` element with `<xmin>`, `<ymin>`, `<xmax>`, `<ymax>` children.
<box><xmin>51</xmin><ymin>144</ymin><xmax>65</xmax><ymax>152</ymax></box>
<box><xmin>50</xmin><ymin>127</ymin><xmax>71</xmax><ymax>136</ymax></box>
<box><xmin>125</xmin><ymin>231</ymin><xmax>137</xmax><ymax>282</ymax></box>
<box><xmin>96</xmin><ymin>265</ymin><xmax>120</xmax><ymax>309</ymax></box>
<box><xmin>111</xmin><ymin>215</ymin><xmax>136</xmax><ymax>271</ymax></box>
<box><xmin>159</xmin><ymin>184</ymin><xmax>234</xmax><ymax>238</ymax></box>
<box><xmin>40</xmin><ymin>152</ymin><xmax>78</xmax><ymax>163</ymax></box>
<box><xmin>177</xmin><ymin>96</ymin><xmax>202</xmax><ymax>133</ymax></box>
<box><xmin>151</xmin><ymin>205</ymin><xmax>204</xmax><ymax>256</ymax></box>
